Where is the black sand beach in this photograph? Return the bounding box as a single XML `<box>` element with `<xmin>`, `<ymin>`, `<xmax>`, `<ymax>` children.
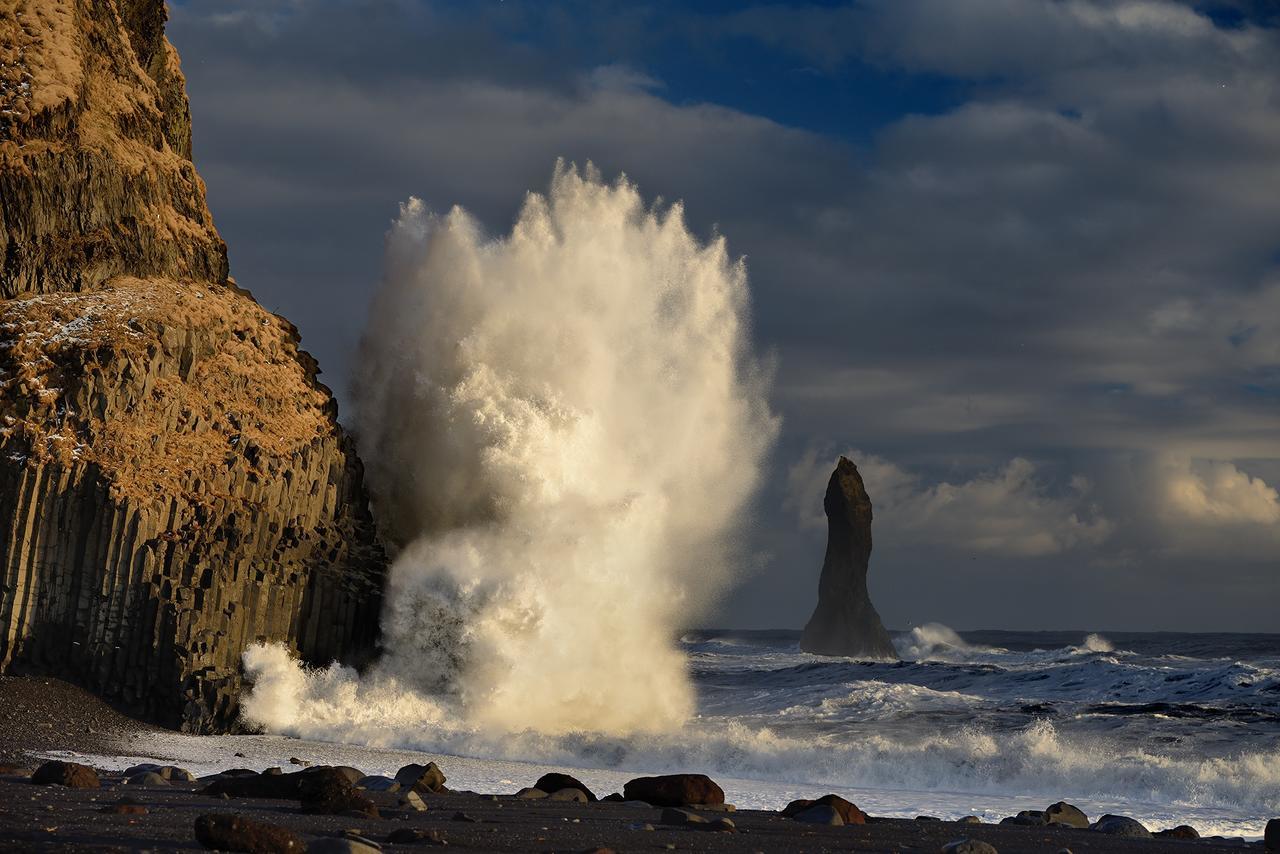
<box><xmin>0</xmin><ymin>679</ymin><xmax>1271</xmax><ymax>853</ymax></box>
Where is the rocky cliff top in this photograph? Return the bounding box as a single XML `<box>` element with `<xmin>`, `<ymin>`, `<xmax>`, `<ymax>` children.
<box><xmin>0</xmin><ymin>0</ymin><xmax>226</xmax><ymax>297</ymax></box>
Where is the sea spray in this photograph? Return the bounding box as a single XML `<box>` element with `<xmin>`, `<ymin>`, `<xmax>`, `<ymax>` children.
<box><xmin>242</xmin><ymin>162</ymin><xmax>778</xmax><ymax>735</ymax></box>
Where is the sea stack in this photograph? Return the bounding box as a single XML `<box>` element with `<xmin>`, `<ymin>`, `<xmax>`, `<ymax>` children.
<box><xmin>800</xmin><ymin>457</ymin><xmax>897</xmax><ymax>659</ymax></box>
<box><xmin>0</xmin><ymin>0</ymin><xmax>386</xmax><ymax>730</ymax></box>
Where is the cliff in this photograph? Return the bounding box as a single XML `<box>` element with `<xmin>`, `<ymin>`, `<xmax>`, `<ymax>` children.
<box><xmin>0</xmin><ymin>0</ymin><xmax>386</xmax><ymax>731</ymax></box>
<box><xmin>799</xmin><ymin>456</ymin><xmax>897</xmax><ymax>660</ymax></box>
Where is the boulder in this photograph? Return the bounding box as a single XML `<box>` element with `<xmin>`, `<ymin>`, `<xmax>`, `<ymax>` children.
<box><xmin>515</xmin><ymin>787</ymin><xmax>548</xmax><ymax>799</ymax></box>
<box><xmin>781</xmin><ymin>794</ymin><xmax>865</xmax><ymax>825</ymax></box>
<box><xmin>1090</xmin><ymin>815</ymin><xmax>1152</xmax><ymax>838</ymax></box>
<box><xmin>660</xmin><ymin>808</ymin><xmax>707</xmax><ymax>827</ymax></box>
<box><xmin>356</xmin><ymin>776</ymin><xmax>400</xmax><ymax>792</ymax></box>
<box><xmin>399</xmin><ymin>790</ymin><xmax>427</xmax><ymax>811</ymax></box>
<box><xmin>203</xmin><ymin>769</ymin><xmax>311</xmax><ymax>799</ymax></box>
<box><xmin>298</xmin><ymin>768</ymin><xmax>378</xmax><ymax>817</ymax></box>
<box><xmin>306</xmin><ymin>839</ymin><xmax>380</xmax><ymax>854</ymax></box>
<box><xmin>941</xmin><ymin>840</ymin><xmax>998</xmax><ymax>854</ymax></box>
<box><xmin>395</xmin><ymin>762</ymin><xmax>447</xmax><ymax>793</ymax></box>
<box><xmin>193</xmin><ymin>813</ymin><xmax>305</xmax><ymax>853</ymax></box>
<box><xmin>1045</xmin><ymin>802</ymin><xmax>1088</xmax><ymax>828</ymax></box>
<box><xmin>799</xmin><ymin>457</ymin><xmax>897</xmax><ymax>659</ymax></box>
<box><xmin>548</xmin><ymin>787</ymin><xmax>589</xmax><ymax>803</ymax></box>
<box><xmin>1266</xmin><ymin>819</ymin><xmax>1279</xmax><ymax>851</ymax></box>
<box><xmin>1155</xmin><ymin>825</ymin><xmax>1199</xmax><ymax>840</ymax></box>
<box><xmin>792</xmin><ymin>804</ymin><xmax>844</xmax><ymax>825</ymax></box>
<box><xmin>31</xmin><ymin>761</ymin><xmax>99</xmax><ymax>789</ymax></box>
<box><xmin>535</xmin><ymin>772</ymin><xmax>597</xmax><ymax>801</ymax></box>
<box><xmin>1000</xmin><ymin>810</ymin><xmax>1045</xmax><ymax>826</ymax></box>
<box><xmin>622</xmin><ymin>774</ymin><xmax>724</xmax><ymax>807</ymax></box>
<box><xmin>332</xmin><ymin>767</ymin><xmax>365</xmax><ymax>785</ymax></box>
<box><xmin>127</xmin><ymin>771</ymin><xmax>170</xmax><ymax>787</ymax></box>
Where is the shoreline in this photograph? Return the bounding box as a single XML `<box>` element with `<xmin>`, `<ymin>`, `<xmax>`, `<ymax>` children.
<box><xmin>0</xmin><ymin>677</ymin><xmax>1273</xmax><ymax>851</ymax></box>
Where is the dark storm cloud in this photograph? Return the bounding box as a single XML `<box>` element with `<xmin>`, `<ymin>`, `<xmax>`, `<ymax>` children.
<box><xmin>167</xmin><ymin>0</ymin><xmax>1280</xmax><ymax>631</ymax></box>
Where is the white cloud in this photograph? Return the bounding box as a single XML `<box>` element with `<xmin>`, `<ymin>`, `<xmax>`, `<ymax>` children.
<box><xmin>786</xmin><ymin>447</ymin><xmax>1112</xmax><ymax>557</ymax></box>
<box><xmin>1159</xmin><ymin>457</ymin><xmax>1280</xmax><ymax>526</ymax></box>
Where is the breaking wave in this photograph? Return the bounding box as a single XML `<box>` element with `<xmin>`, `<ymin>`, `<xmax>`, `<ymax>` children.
<box><xmin>242</xmin><ymin>162</ymin><xmax>777</xmax><ymax>736</ymax></box>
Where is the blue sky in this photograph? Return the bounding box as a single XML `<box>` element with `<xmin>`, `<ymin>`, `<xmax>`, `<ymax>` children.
<box><xmin>167</xmin><ymin>0</ymin><xmax>1280</xmax><ymax>631</ymax></box>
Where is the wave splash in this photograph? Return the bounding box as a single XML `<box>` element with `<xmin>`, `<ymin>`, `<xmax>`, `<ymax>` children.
<box><xmin>242</xmin><ymin>162</ymin><xmax>777</xmax><ymax>736</ymax></box>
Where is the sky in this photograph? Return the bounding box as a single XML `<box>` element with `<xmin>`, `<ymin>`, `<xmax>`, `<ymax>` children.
<box><xmin>166</xmin><ymin>0</ymin><xmax>1280</xmax><ymax>632</ymax></box>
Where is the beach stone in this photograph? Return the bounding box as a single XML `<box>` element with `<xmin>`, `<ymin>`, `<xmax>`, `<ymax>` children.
<box><xmin>395</xmin><ymin>762</ymin><xmax>447</xmax><ymax>793</ymax></box>
<box><xmin>515</xmin><ymin>786</ymin><xmax>548</xmax><ymax>799</ymax></box>
<box><xmin>123</xmin><ymin>763</ymin><xmax>162</xmax><ymax>777</ymax></box>
<box><xmin>941</xmin><ymin>840</ymin><xmax>997</xmax><ymax>854</ymax></box>
<box><xmin>1266</xmin><ymin>819</ymin><xmax>1280</xmax><ymax>850</ymax></box>
<box><xmin>194</xmin><ymin>813</ymin><xmax>305</xmax><ymax>852</ymax></box>
<box><xmin>299</xmin><ymin>768</ymin><xmax>379</xmax><ymax>817</ymax></box>
<box><xmin>398</xmin><ymin>790</ymin><xmax>427</xmax><ymax>811</ymax></box>
<box><xmin>161</xmin><ymin>766</ymin><xmax>197</xmax><ymax>782</ymax></box>
<box><xmin>103</xmin><ymin>803</ymin><xmax>148</xmax><ymax>815</ymax></box>
<box><xmin>385</xmin><ymin>828</ymin><xmax>446</xmax><ymax>845</ymax></box>
<box><xmin>127</xmin><ymin>771</ymin><xmax>169</xmax><ymax>787</ymax></box>
<box><xmin>623</xmin><ymin>773</ymin><xmax>724</xmax><ymax>807</ymax></box>
<box><xmin>622</xmin><ymin>800</ymin><xmax>652</xmax><ymax>808</ymax></box>
<box><xmin>1155</xmin><ymin>825</ymin><xmax>1199</xmax><ymax>840</ymax></box>
<box><xmin>1000</xmin><ymin>810</ymin><xmax>1045</xmax><ymax>826</ymax></box>
<box><xmin>356</xmin><ymin>776</ymin><xmax>400</xmax><ymax>792</ymax></box>
<box><xmin>0</xmin><ymin>764</ymin><xmax>32</xmax><ymax>775</ymax></box>
<box><xmin>31</xmin><ymin>761</ymin><xmax>99</xmax><ymax>789</ymax></box>
<box><xmin>706</xmin><ymin>817</ymin><xmax>736</xmax><ymax>833</ymax></box>
<box><xmin>792</xmin><ymin>804</ymin><xmax>844</xmax><ymax>825</ymax></box>
<box><xmin>535</xmin><ymin>772</ymin><xmax>598</xmax><ymax>801</ymax></box>
<box><xmin>549</xmin><ymin>787</ymin><xmax>589</xmax><ymax>803</ymax></box>
<box><xmin>1045</xmin><ymin>801</ymin><xmax>1089</xmax><ymax>828</ymax></box>
<box><xmin>916</xmin><ymin>815</ymin><xmax>942</xmax><ymax>821</ymax></box>
<box><xmin>264</xmin><ymin>767</ymin><xmax>284</xmax><ymax>776</ymax></box>
<box><xmin>627</xmin><ymin>822</ymin><xmax>655</xmax><ymax>831</ymax></box>
<box><xmin>203</xmin><ymin>770</ymin><xmax>306</xmax><ymax>799</ymax></box>
<box><xmin>782</xmin><ymin>794</ymin><xmax>865</xmax><ymax>825</ymax></box>
<box><xmin>332</xmin><ymin>767</ymin><xmax>365</xmax><ymax>785</ymax></box>
<box><xmin>289</xmin><ymin>757</ymin><xmax>310</xmax><ymax>766</ymax></box>
<box><xmin>601</xmin><ymin>792</ymin><xmax>625</xmax><ymax>802</ymax></box>
<box><xmin>307</xmin><ymin>839</ymin><xmax>379</xmax><ymax>854</ymax></box>
<box><xmin>661</xmin><ymin>808</ymin><xmax>707</xmax><ymax>826</ymax></box>
<box><xmin>451</xmin><ymin>811</ymin><xmax>478</xmax><ymax>822</ymax></box>
<box><xmin>959</xmin><ymin>816</ymin><xmax>982</xmax><ymax>824</ymax></box>
<box><xmin>1090</xmin><ymin>814</ymin><xmax>1152</xmax><ymax>837</ymax></box>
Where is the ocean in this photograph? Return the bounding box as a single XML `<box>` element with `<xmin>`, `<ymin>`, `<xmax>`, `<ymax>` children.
<box><xmin>55</xmin><ymin>626</ymin><xmax>1280</xmax><ymax>839</ymax></box>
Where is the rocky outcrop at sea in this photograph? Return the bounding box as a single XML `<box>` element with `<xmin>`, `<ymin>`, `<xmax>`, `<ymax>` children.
<box><xmin>0</xmin><ymin>0</ymin><xmax>386</xmax><ymax>732</ymax></box>
<box><xmin>799</xmin><ymin>456</ymin><xmax>897</xmax><ymax>659</ymax></box>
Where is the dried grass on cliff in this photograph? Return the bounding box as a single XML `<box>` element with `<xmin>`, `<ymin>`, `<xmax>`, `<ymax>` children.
<box><xmin>0</xmin><ymin>277</ymin><xmax>334</xmax><ymax>503</ymax></box>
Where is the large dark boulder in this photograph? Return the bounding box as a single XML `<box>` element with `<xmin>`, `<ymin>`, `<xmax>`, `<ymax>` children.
<box><xmin>1045</xmin><ymin>801</ymin><xmax>1088</xmax><ymax>828</ymax></box>
<box><xmin>1265</xmin><ymin>818</ymin><xmax>1279</xmax><ymax>851</ymax></box>
<box><xmin>31</xmin><ymin>761</ymin><xmax>99</xmax><ymax>789</ymax></box>
<box><xmin>799</xmin><ymin>457</ymin><xmax>897</xmax><ymax>659</ymax></box>
<box><xmin>1091</xmin><ymin>814</ymin><xmax>1152</xmax><ymax>837</ymax></box>
<box><xmin>781</xmin><ymin>794</ymin><xmax>866</xmax><ymax>825</ymax></box>
<box><xmin>623</xmin><ymin>774</ymin><xmax>724</xmax><ymax>807</ymax></box>
<box><xmin>299</xmin><ymin>768</ymin><xmax>378</xmax><ymax>817</ymax></box>
<box><xmin>395</xmin><ymin>762</ymin><xmax>447</xmax><ymax>793</ymax></box>
<box><xmin>535</xmin><ymin>773</ymin><xmax>597</xmax><ymax>802</ymax></box>
<box><xmin>193</xmin><ymin>813</ymin><xmax>305</xmax><ymax>852</ymax></box>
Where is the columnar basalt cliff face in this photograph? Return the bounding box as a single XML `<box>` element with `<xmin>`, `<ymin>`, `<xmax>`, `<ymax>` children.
<box><xmin>0</xmin><ymin>0</ymin><xmax>386</xmax><ymax>731</ymax></box>
<box><xmin>800</xmin><ymin>457</ymin><xmax>897</xmax><ymax>660</ymax></box>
